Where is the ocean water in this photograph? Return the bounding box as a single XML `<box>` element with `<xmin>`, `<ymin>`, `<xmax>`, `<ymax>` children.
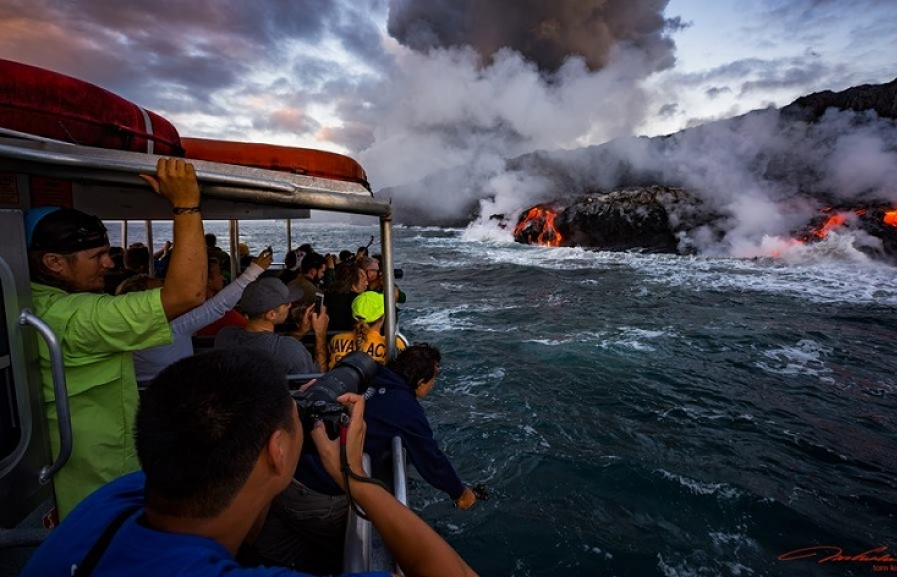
<box><xmin>110</xmin><ymin>220</ymin><xmax>897</xmax><ymax>577</ymax></box>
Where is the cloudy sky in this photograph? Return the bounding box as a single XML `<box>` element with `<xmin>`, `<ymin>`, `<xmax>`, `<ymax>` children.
<box><xmin>1</xmin><ymin>0</ymin><xmax>895</xmax><ymax>193</ymax></box>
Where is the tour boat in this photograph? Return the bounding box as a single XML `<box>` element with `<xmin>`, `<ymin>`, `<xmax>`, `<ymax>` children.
<box><xmin>0</xmin><ymin>59</ymin><xmax>402</xmax><ymax>574</ymax></box>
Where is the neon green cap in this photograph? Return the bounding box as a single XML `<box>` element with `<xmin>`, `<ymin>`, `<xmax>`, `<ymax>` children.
<box><xmin>351</xmin><ymin>291</ymin><xmax>385</xmax><ymax>323</ymax></box>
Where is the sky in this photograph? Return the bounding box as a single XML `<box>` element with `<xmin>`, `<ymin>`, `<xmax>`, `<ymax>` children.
<box><xmin>1</xmin><ymin>0</ymin><xmax>896</xmax><ymax>244</ymax></box>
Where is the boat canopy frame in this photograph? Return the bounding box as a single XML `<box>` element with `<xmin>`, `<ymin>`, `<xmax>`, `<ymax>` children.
<box><xmin>0</xmin><ymin>135</ymin><xmax>398</xmax><ymax>357</ymax></box>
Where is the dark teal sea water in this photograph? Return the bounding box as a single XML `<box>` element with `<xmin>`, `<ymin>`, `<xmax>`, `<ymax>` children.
<box><xmin>111</xmin><ymin>221</ymin><xmax>897</xmax><ymax>577</ymax></box>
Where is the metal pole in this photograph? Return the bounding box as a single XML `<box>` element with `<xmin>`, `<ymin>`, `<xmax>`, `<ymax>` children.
<box><xmin>286</xmin><ymin>218</ymin><xmax>293</xmax><ymax>253</ymax></box>
<box><xmin>229</xmin><ymin>220</ymin><xmax>240</xmax><ymax>281</ymax></box>
<box><xmin>145</xmin><ymin>220</ymin><xmax>154</xmax><ymax>277</ymax></box>
<box><xmin>379</xmin><ymin>213</ymin><xmax>397</xmax><ymax>358</ymax></box>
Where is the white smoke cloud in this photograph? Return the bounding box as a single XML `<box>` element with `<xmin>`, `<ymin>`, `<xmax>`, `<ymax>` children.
<box><xmin>361</xmin><ymin>45</ymin><xmax>655</xmax><ymax>189</ymax></box>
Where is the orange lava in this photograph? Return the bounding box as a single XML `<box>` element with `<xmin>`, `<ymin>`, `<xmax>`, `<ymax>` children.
<box><xmin>813</xmin><ymin>213</ymin><xmax>847</xmax><ymax>238</ymax></box>
<box><xmin>885</xmin><ymin>210</ymin><xmax>897</xmax><ymax>227</ymax></box>
<box><xmin>514</xmin><ymin>207</ymin><xmax>563</xmax><ymax>246</ymax></box>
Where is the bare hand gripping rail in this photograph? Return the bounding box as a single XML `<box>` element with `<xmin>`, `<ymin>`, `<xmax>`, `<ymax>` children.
<box><xmin>18</xmin><ymin>309</ymin><xmax>72</xmax><ymax>485</ymax></box>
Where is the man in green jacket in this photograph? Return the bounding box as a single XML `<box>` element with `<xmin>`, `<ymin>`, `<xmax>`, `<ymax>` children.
<box><xmin>25</xmin><ymin>158</ymin><xmax>207</xmax><ymax>520</ymax></box>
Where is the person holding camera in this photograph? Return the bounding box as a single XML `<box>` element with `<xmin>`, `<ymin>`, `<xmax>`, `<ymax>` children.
<box><xmin>21</xmin><ymin>348</ymin><xmax>478</xmax><ymax>577</ymax></box>
<box><xmin>214</xmin><ymin>276</ymin><xmax>329</xmax><ymax>373</ymax></box>
<box><xmin>292</xmin><ymin>344</ymin><xmax>482</xmax><ymax>521</ymax></box>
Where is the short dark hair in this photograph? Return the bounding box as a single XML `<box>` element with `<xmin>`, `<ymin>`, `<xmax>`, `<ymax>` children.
<box><xmin>124</xmin><ymin>245</ymin><xmax>150</xmax><ymax>272</ymax></box>
<box><xmin>300</xmin><ymin>252</ymin><xmax>326</xmax><ymax>274</ymax></box>
<box><xmin>205</xmin><ymin>233</ymin><xmax>218</xmax><ymax>247</ymax></box>
<box><xmin>284</xmin><ymin>250</ymin><xmax>298</xmax><ymax>269</ymax></box>
<box><xmin>389</xmin><ymin>343</ymin><xmax>441</xmax><ymax>390</ymax></box>
<box><xmin>136</xmin><ymin>349</ymin><xmax>295</xmax><ymax>517</ymax></box>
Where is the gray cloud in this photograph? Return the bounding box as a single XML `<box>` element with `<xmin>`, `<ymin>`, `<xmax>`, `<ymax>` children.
<box><xmin>657</xmin><ymin>102</ymin><xmax>678</xmax><ymax>118</ymax></box>
<box><xmin>0</xmin><ymin>0</ymin><xmax>348</xmax><ymax>114</ymax></box>
<box><xmin>387</xmin><ymin>0</ymin><xmax>677</xmax><ymax>73</ymax></box>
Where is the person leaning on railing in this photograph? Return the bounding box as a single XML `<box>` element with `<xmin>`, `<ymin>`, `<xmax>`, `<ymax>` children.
<box><xmin>24</xmin><ymin>158</ymin><xmax>207</xmax><ymax>520</ymax></box>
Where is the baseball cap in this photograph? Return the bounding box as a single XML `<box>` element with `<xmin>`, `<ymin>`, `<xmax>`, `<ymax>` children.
<box><xmin>25</xmin><ymin>207</ymin><xmax>109</xmax><ymax>253</ymax></box>
<box><xmin>238</xmin><ymin>277</ymin><xmax>301</xmax><ymax>315</ymax></box>
<box><xmin>351</xmin><ymin>291</ymin><xmax>385</xmax><ymax>323</ymax></box>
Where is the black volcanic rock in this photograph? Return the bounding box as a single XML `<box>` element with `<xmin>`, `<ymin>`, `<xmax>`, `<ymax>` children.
<box><xmin>781</xmin><ymin>77</ymin><xmax>897</xmax><ymax>122</ymax></box>
<box><xmin>558</xmin><ymin>187</ymin><xmax>684</xmax><ymax>252</ymax></box>
<box><xmin>516</xmin><ymin>186</ymin><xmax>724</xmax><ymax>253</ymax></box>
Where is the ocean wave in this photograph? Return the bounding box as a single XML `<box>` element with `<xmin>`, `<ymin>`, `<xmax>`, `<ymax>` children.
<box><xmin>755</xmin><ymin>340</ymin><xmax>834</xmax><ymax>383</ymax></box>
<box><xmin>523</xmin><ymin>327</ymin><xmax>672</xmax><ymax>350</ymax></box>
<box><xmin>439</xmin><ymin>227</ymin><xmax>897</xmax><ymax>305</ymax></box>
<box><xmin>657</xmin><ymin>469</ymin><xmax>742</xmax><ymax>499</ymax></box>
<box><xmin>403</xmin><ymin>304</ymin><xmax>520</xmax><ymax>332</ymax></box>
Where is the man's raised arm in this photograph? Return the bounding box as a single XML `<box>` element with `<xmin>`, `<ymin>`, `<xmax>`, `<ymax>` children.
<box><xmin>139</xmin><ymin>158</ymin><xmax>207</xmax><ymax>320</ymax></box>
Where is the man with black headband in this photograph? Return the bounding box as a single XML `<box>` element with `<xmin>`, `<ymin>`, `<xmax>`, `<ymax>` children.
<box><xmin>25</xmin><ymin>158</ymin><xmax>207</xmax><ymax>520</ymax></box>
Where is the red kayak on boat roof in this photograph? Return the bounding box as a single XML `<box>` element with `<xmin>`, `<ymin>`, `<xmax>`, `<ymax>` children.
<box><xmin>181</xmin><ymin>137</ymin><xmax>370</xmax><ymax>190</ymax></box>
<box><xmin>0</xmin><ymin>59</ymin><xmax>183</xmax><ymax>155</ymax></box>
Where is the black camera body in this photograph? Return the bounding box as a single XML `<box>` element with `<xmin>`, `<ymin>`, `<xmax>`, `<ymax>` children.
<box><xmin>394</xmin><ymin>268</ymin><xmax>404</xmax><ymax>280</ymax></box>
<box><xmin>291</xmin><ymin>351</ymin><xmax>379</xmax><ymax>439</ymax></box>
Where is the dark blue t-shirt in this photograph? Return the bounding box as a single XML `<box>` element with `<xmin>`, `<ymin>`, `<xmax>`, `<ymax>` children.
<box><xmin>20</xmin><ymin>471</ymin><xmax>388</xmax><ymax>577</ymax></box>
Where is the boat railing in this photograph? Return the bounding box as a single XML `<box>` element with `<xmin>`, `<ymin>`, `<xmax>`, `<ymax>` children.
<box><xmin>343</xmin><ymin>436</ymin><xmax>408</xmax><ymax>574</ymax></box>
<box><xmin>16</xmin><ymin>310</ymin><xmax>73</xmax><ymax>484</ymax></box>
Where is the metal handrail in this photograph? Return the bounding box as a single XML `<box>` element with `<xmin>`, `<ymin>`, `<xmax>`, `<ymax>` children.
<box><xmin>343</xmin><ymin>453</ymin><xmax>372</xmax><ymax>573</ymax></box>
<box><xmin>17</xmin><ymin>310</ymin><xmax>72</xmax><ymax>484</ymax></box>
<box><xmin>0</xmin><ymin>141</ymin><xmax>392</xmax><ymax>217</ymax></box>
<box><xmin>0</xmin><ymin>141</ymin><xmax>294</xmax><ymax>191</ymax></box>
<box><xmin>391</xmin><ymin>436</ymin><xmax>407</xmax><ymax>506</ymax></box>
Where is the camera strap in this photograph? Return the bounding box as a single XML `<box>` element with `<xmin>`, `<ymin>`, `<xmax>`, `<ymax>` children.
<box><xmin>72</xmin><ymin>506</ymin><xmax>140</xmax><ymax>576</ymax></box>
<box><xmin>339</xmin><ymin>420</ymin><xmax>388</xmax><ymax>520</ymax></box>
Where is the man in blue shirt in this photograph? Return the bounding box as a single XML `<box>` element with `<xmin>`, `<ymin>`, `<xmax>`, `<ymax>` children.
<box><xmin>21</xmin><ymin>348</ymin><xmax>478</xmax><ymax>577</ymax></box>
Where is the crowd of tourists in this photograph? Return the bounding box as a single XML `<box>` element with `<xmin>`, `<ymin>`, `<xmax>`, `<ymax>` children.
<box><xmin>20</xmin><ymin>159</ymin><xmax>483</xmax><ymax>577</ymax></box>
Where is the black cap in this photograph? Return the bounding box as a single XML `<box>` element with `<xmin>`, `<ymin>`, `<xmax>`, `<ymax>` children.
<box><xmin>26</xmin><ymin>207</ymin><xmax>109</xmax><ymax>254</ymax></box>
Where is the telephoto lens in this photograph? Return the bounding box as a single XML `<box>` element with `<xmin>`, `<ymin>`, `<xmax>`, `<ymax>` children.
<box><xmin>291</xmin><ymin>351</ymin><xmax>379</xmax><ymax>438</ymax></box>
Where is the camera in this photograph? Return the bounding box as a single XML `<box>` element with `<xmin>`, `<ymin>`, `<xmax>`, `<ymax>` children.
<box><xmin>394</xmin><ymin>268</ymin><xmax>404</xmax><ymax>279</ymax></box>
<box><xmin>291</xmin><ymin>351</ymin><xmax>379</xmax><ymax>439</ymax></box>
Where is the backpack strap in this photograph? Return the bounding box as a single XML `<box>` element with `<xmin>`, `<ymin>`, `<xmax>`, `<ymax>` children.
<box><xmin>72</xmin><ymin>506</ymin><xmax>139</xmax><ymax>577</ymax></box>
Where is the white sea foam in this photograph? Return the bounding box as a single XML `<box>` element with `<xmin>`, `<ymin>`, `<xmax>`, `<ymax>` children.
<box><xmin>450</xmin><ymin>368</ymin><xmax>507</xmax><ymax>394</ymax></box>
<box><xmin>525</xmin><ymin>327</ymin><xmax>671</xmax><ymax>351</ymax></box>
<box><xmin>755</xmin><ymin>340</ymin><xmax>834</xmax><ymax>383</ymax></box>
<box><xmin>657</xmin><ymin>470</ymin><xmax>742</xmax><ymax>499</ymax></box>
<box><xmin>585</xmin><ymin>545</ymin><xmax>614</xmax><ymax>560</ymax></box>
<box><xmin>447</xmin><ymin>225</ymin><xmax>897</xmax><ymax>305</ymax></box>
<box><xmin>403</xmin><ymin>304</ymin><xmax>517</xmax><ymax>333</ymax></box>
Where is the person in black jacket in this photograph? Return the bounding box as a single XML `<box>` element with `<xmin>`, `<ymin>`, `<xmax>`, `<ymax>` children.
<box><xmin>294</xmin><ymin>343</ymin><xmax>480</xmax><ymax>507</ymax></box>
<box><xmin>364</xmin><ymin>343</ymin><xmax>479</xmax><ymax>509</ymax></box>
